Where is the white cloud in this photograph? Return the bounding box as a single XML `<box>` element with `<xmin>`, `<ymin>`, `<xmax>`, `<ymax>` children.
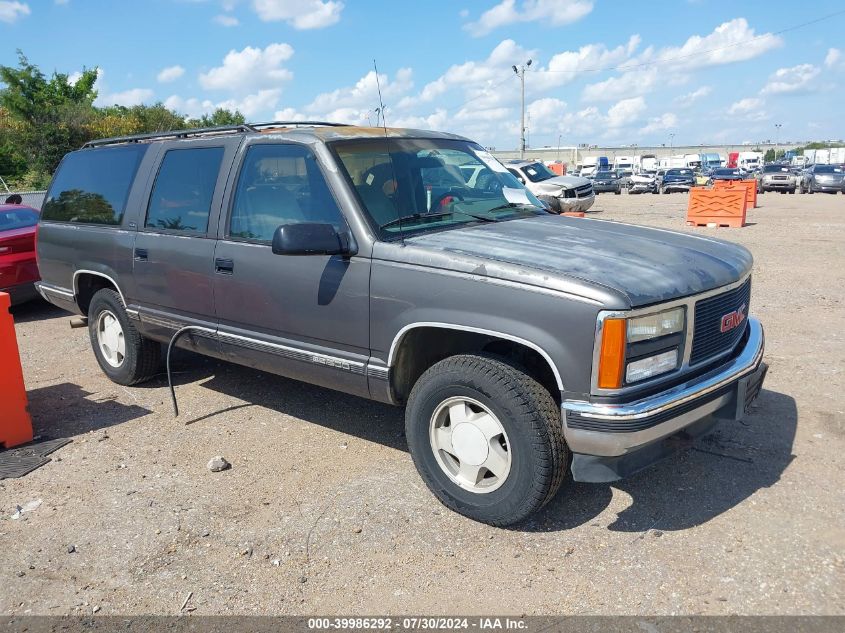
<box><xmin>727</xmin><ymin>97</ymin><xmax>768</xmax><ymax>121</ymax></box>
<box><xmin>304</xmin><ymin>68</ymin><xmax>414</xmax><ymax>125</ymax></box>
<box><xmin>464</xmin><ymin>0</ymin><xmax>593</xmax><ymax>37</ymax></box>
<box><xmin>164</xmin><ymin>95</ymin><xmax>216</xmax><ymax>119</ymax></box>
<box><xmin>652</xmin><ymin>18</ymin><xmax>782</xmax><ymax>70</ymax></box>
<box><xmin>272</xmin><ymin>107</ymin><xmax>308</xmax><ymax>122</ymax></box>
<box><xmin>760</xmin><ymin>64</ymin><xmax>820</xmax><ymax>95</ymax></box>
<box><xmin>213</xmin><ymin>14</ymin><xmax>239</xmax><ymax>27</ymax></box>
<box><xmin>252</xmin><ymin>0</ymin><xmax>343</xmax><ymax>29</ymax></box>
<box><xmin>674</xmin><ymin>86</ymin><xmax>711</xmax><ymax>107</ymax></box>
<box><xmin>537</xmin><ymin>35</ymin><xmax>640</xmax><ymax>91</ymax></box>
<box><xmin>582</xmin><ymin>67</ymin><xmax>659</xmax><ymax>102</ymax></box>
<box><xmin>216</xmin><ymin>89</ymin><xmax>283</xmax><ymax>118</ymax></box>
<box><xmin>640</xmin><ymin>112</ymin><xmax>678</xmax><ymax>134</ymax></box>
<box><xmin>0</xmin><ymin>1</ymin><xmax>30</xmax><ymax>23</ymax></box>
<box><xmin>199</xmin><ymin>43</ymin><xmax>294</xmax><ymax>93</ymax></box>
<box><xmin>606</xmin><ymin>96</ymin><xmax>647</xmax><ymax>128</ymax></box>
<box><xmin>67</xmin><ymin>71</ymin><xmax>82</xmax><ymax>86</ymax></box>
<box><xmin>96</xmin><ymin>88</ymin><xmax>155</xmax><ymax>108</ymax></box>
<box><xmin>157</xmin><ymin>65</ymin><xmax>185</xmax><ymax>83</ymax></box>
<box><xmin>825</xmin><ymin>48</ymin><xmax>842</xmax><ymax>69</ymax></box>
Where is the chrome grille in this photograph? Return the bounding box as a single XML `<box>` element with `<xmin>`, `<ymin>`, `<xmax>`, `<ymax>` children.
<box><xmin>690</xmin><ymin>278</ymin><xmax>751</xmax><ymax>365</ymax></box>
<box><xmin>575</xmin><ymin>184</ymin><xmax>593</xmax><ymax>198</ymax></box>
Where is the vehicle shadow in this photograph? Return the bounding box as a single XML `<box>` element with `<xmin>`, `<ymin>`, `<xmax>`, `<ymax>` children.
<box><xmin>27</xmin><ymin>382</ymin><xmax>153</xmax><ymax>438</ymax></box>
<box><xmin>150</xmin><ymin>354</ymin><xmax>797</xmax><ymax>534</ymax></box>
<box><xmin>10</xmin><ymin>299</ymin><xmax>65</xmax><ymax>323</ymax></box>
<box><xmin>528</xmin><ymin>388</ymin><xmax>797</xmax><ymax>533</ymax></box>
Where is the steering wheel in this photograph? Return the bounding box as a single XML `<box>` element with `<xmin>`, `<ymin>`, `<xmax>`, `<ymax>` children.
<box><xmin>430</xmin><ymin>190</ymin><xmax>466</xmax><ymax>210</ymax></box>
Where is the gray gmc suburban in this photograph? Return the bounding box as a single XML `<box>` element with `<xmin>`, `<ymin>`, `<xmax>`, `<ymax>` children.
<box><xmin>36</xmin><ymin>122</ymin><xmax>767</xmax><ymax>526</ymax></box>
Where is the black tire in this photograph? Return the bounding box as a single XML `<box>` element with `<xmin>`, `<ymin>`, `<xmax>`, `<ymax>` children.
<box><xmin>790</xmin><ymin>188</ymin><xmax>796</xmax><ymax>194</ymax></box>
<box><xmin>405</xmin><ymin>354</ymin><xmax>569</xmax><ymax>526</ymax></box>
<box><xmin>87</xmin><ymin>288</ymin><xmax>161</xmax><ymax>385</ymax></box>
<box><xmin>661</xmin><ymin>186</ymin><xmax>669</xmax><ymax>194</ymax></box>
<box><xmin>538</xmin><ymin>195</ymin><xmax>561</xmax><ymax>213</ymax></box>
<box><xmin>614</xmin><ymin>188</ymin><xmax>621</xmax><ymax>195</ymax></box>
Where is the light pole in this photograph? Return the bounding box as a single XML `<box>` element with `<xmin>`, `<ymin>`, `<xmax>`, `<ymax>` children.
<box><xmin>557</xmin><ymin>134</ymin><xmax>562</xmax><ymax>162</ymax></box>
<box><xmin>774</xmin><ymin>123</ymin><xmax>782</xmax><ymax>161</ymax></box>
<box><xmin>512</xmin><ymin>59</ymin><xmax>532</xmax><ymax>159</ymax></box>
<box><xmin>669</xmin><ymin>133</ymin><xmax>675</xmax><ymax>154</ymax></box>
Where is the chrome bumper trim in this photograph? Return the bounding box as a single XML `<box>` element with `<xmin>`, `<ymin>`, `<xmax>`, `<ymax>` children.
<box><xmin>564</xmin><ymin>317</ymin><xmax>763</xmax><ymax>423</ymax></box>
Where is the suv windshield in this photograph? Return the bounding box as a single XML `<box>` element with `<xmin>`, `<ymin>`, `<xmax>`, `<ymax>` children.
<box><xmin>763</xmin><ymin>165</ymin><xmax>790</xmax><ymax>173</ymax></box>
<box><xmin>667</xmin><ymin>169</ymin><xmax>693</xmax><ymax>176</ymax></box>
<box><xmin>518</xmin><ymin>162</ymin><xmax>557</xmax><ymax>183</ymax></box>
<box><xmin>332</xmin><ymin>138</ymin><xmax>546</xmax><ymax>238</ymax></box>
<box><xmin>815</xmin><ymin>165</ymin><xmax>841</xmax><ymax>173</ymax></box>
<box><xmin>594</xmin><ymin>171</ymin><xmax>617</xmax><ymax>180</ymax></box>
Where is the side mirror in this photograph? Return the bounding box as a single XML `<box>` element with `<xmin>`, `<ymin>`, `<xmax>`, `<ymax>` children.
<box><xmin>271</xmin><ymin>223</ymin><xmax>356</xmax><ymax>257</ymax></box>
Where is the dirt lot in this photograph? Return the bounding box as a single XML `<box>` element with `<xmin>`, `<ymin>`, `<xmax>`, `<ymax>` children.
<box><xmin>2</xmin><ymin>191</ymin><xmax>843</xmax><ymax>616</ymax></box>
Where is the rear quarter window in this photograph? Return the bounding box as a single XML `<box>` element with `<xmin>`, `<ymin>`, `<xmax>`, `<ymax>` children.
<box><xmin>41</xmin><ymin>144</ymin><xmax>147</xmax><ymax>225</ymax></box>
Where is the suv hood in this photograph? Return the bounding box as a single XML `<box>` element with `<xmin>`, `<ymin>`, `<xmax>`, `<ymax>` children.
<box><xmin>401</xmin><ymin>215</ymin><xmax>752</xmax><ymax>308</ymax></box>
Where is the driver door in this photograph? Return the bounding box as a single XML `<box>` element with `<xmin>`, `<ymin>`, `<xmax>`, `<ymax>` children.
<box><xmin>213</xmin><ymin>141</ymin><xmax>371</xmax><ymax>398</ymax></box>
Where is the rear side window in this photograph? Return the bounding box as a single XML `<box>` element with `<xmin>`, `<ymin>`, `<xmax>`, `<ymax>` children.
<box><xmin>42</xmin><ymin>145</ymin><xmax>147</xmax><ymax>225</ymax></box>
<box><xmin>145</xmin><ymin>147</ymin><xmax>224</xmax><ymax>233</ymax></box>
<box><xmin>0</xmin><ymin>208</ymin><xmax>39</xmax><ymax>231</ymax></box>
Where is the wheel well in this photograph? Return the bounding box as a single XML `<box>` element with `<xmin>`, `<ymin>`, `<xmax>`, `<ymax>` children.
<box><xmin>75</xmin><ymin>274</ymin><xmax>119</xmax><ymax>315</ymax></box>
<box><xmin>391</xmin><ymin>327</ymin><xmax>560</xmax><ymax>405</ymax></box>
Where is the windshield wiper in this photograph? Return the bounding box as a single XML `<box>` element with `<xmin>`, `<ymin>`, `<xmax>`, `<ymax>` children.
<box><xmin>485</xmin><ymin>202</ymin><xmax>539</xmax><ymax>214</ymax></box>
<box><xmin>380</xmin><ymin>210</ymin><xmax>496</xmax><ymax>230</ymax></box>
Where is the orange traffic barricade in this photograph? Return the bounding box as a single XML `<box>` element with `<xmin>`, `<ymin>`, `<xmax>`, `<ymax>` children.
<box><xmin>0</xmin><ymin>291</ymin><xmax>33</xmax><ymax>448</ymax></box>
<box><xmin>686</xmin><ymin>189</ymin><xmax>747</xmax><ymax>228</ymax></box>
<box><xmin>561</xmin><ymin>211</ymin><xmax>585</xmax><ymax>217</ymax></box>
<box><xmin>713</xmin><ymin>179</ymin><xmax>757</xmax><ymax>208</ymax></box>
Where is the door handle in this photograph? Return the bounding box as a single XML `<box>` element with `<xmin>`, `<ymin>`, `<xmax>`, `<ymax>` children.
<box><xmin>134</xmin><ymin>248</ymin><xmax>148</xmax><ymax>261</ymax></box>
<box><xmin>215</xmin><ymin>258</ymin><xmax>234</xmax><ymax>274</ymax></box>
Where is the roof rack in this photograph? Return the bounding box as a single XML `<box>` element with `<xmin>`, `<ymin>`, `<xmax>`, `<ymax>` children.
<box><xmin>249</xmin><ymin>121</ymin><xmax>350</xmax><ymax>129</ymax></box>
<box><xmin>82</xmin><ymin>124</ymin><xmax>259</xmax><ymax>149</ymax></box>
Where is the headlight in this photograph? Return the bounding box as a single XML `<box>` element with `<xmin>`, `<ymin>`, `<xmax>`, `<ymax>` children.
<box><xmin>627</xmin><ymin>307</ymin><xmax>685</xmax><ymax>342</ymax></box>
<box><xmin>596</xmin><ymin>307</ymin><xmax>686</xmax><ymax>389</ymax></box>
<box><xmin>626</xmin><ymin>349</ymin><xmax>679</xmax><ymax>383</ymax></box>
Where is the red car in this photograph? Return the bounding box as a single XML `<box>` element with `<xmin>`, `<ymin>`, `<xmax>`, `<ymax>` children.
<box><xmin>0</xmin><ymin>204</ymin><xmax>41</xmax><ymax>305</ymax></box>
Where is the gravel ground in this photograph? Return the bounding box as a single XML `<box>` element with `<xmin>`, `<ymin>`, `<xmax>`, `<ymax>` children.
<box><xmin>2</xmin><ymin>191</ymin><xmax>843</xmax><ymax>616</ymax></box>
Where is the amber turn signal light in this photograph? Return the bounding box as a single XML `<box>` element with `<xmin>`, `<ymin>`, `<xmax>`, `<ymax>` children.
<box><xmin>597</xmin><ymin>318</ymin><xmax>626</xmax><ymax>389</ymax></box>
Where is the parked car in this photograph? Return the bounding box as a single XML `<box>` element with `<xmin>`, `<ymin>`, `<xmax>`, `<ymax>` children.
<box><xmin>628</xmin><ymin>170</ymin><xmax>657</xmax><ymax>194</ymax></box>
<box><xmin>800</xmin><ymin>164</ymin><xmax>845</xmax><ymax>194</ymax></box>
<box><xmin>591</xmin><ymin>170</ymin><xmax>622</xmax><ymax>195</ymax></box>
<box><xmin>505</xmin><ymin>160</ymin><xmax>595</xmax><ymax>213</ymax></box>
<box><xmin>36</xmin><ymin>122</ymin><xmax>767</xmax><ymax>526</ymax></box>
<box><xmin>758</xmin><ymin>164</ymin><xmax>797</xmax><ymax>194</ymax></box>
<box><xmin>654</xmin><ymin>167</ymin><xmax>695</xmax><ymax>194</ymax></box>
<box><xmin>0</xmin><ymin>204</ymin><xmax>41</xmax><ymax>305</ymax></box>
<box><xmin>711</xmin><ymin>168</ymin><xmax>743</xmax><ymax>182</ymax></box>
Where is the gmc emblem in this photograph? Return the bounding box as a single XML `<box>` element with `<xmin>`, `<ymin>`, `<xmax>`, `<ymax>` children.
<box><xmin>720</xmin><ymin>303</ymin><xmax>747</xmax><ymax>333</ymax></box>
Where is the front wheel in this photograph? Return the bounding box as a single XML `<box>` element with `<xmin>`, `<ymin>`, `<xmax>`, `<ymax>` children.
<box><xmin>88</xmin><ymin>289</ymin><xmax>161</xmax><ymax>385</ymax></box>
<box><xmin>405</xmin><ymin>354</ymin><xmax>569</xmax><ymax>526</ymax></box>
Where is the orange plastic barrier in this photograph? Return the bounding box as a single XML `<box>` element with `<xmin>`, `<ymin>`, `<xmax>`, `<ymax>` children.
<box><xmin>686</xmin><ymin>189</ymin><xmax>747</xmax><ymax>228</ymax></box>
<box><xmin>561</xmin><ymin>211</ymin><xmax>585</xmax><ymax>217</ymax></box>
<box><xmin>713</xmin><ymin>179</ymin><xmax>757</xmax><ymax>208</ymax></box>
<box><xmin>548</xmin><ymin>162</ymin><xmax>565</xmax><ymax>175</ymax></box>
<box><xmin>0</xmin><ymin>292</ymin><xmax>33</xmax><ymax>448</ymax></box>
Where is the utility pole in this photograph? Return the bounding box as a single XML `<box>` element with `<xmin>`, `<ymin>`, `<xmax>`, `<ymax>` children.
<box><xmin>512</xmin><ymin>59</ymin><xmax>532</xmax><ymax>159</ymax></box>
<box><xmin>669</xmin><ymin>133</ymin><xmax>675</xmax><ymax>153</ymax></box>
<box><xmin>557</xmin><ymin>134</ymin><xmax>562</xmax><ymax>162</ymax></box>
<box><xmin>774</xmin><ymin>123</ymin><xmax>782</xmax><ymax>161</ymax></box>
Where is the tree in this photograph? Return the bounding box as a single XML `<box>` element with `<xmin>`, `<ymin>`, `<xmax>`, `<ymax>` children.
<box><xmin>187</xmin><ymin>108</ymin><xmax>246</xmax><ymax>128</ymax></box>
<box><xmin>0</xmin><ymin>51</ymin><xmax>99</xmax><ymax>179</ymax></box>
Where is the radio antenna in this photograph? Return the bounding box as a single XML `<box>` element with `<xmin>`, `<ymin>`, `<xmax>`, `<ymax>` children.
<box><xmin>373</xmin><ymin>59</ymin><xmax>403</xmax><ymax>241</ymax></box>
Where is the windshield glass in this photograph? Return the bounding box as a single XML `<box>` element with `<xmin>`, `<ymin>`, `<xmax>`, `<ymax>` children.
<box><xmin>0</xmin><ymin>207</ymin><xmax>39</xmax><ymax>231</ymax></box>
<box><xmin>667</xmin><ymin>169</ymin><xmax>693</xmax><ymax>176</ymax></box>
<box><xmin>763</xmin><ymin>165</ymin><xmax>790</xmax><ymax>173</ymax></box>
<box><xmin>519</xmin><ymin>162</ymin><xmax>556</xmax><ymax>183</ymax></box>
<box><xmin>595</xmin><ymin>171</ymin><xmax>617</xmax><ymax>180</ymax></box>
<box><xmin>715</xmin><ymin>169</ymin><xmax>737</xmax><ymax>176</ymax></box>
<box><xmin>332</xmin><ymin>138</ymin><xmax>546</xmax><ymax>238</ymax></box>
<box><xmin>815</xmin><ymin>165</ymin><xmax>841</xmax><ymax>173</ymax></box>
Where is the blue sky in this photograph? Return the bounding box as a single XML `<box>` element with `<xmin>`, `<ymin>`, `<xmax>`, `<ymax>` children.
<box><xmin>1</xmin><ymin>0</ymin><xmax>843</xmax><ymax>149</ymax></box>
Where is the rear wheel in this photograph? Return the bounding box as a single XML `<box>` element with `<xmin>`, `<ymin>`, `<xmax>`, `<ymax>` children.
<box><xmin>405</xmin><ymin>354</ymin><xmax>569</xmax><ymax>526</ymax></box>
<box><xmin>88</xmin><ymin>289</ymin><xmax>161</xmax><ymax>385</ymax></box>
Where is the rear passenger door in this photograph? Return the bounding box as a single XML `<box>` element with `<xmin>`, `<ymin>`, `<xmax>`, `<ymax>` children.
<box><xmin>212</xmin><ymin>141</ymin><xmax>371</xmax><ymax>398</ymax></box>
<box><xmin>131</xmin><ymin>138</ymin><xmax>240</xmax><ymax>342</ymax></box>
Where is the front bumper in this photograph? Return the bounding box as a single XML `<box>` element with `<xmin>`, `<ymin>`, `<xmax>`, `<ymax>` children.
<box><xmin>562</xmin><ymin>317</ymin><xmax>766</xmax><ymax>482</ymax></box>
<box><xmin>812</xmin><ymin>181</ymin><xmax>842</xmax><ymax>193</ymax></box>
<box><xmin>761</xmin><ymin>179</ymin><xmax>794</xmax><ymax>191</ymax></box>
<box><xmin>662</xmin><ymin>182</ymin><xmax>692</xmax><ymax>191</ymax></box>
<box><xmin>559</xmin><ymin>192</ymin><xmax>595</xmax><ymax>212</ymax></box>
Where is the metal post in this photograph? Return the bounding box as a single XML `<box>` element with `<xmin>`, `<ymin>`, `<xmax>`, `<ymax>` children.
<box><xmin>513</xmin><ymin>60</ymin><xmax>531</xmax><ymax>159</ymax></box>
<box><xmin>774</xmin><ymin>123</ymin><xmax>782</xmax><ymax>161</ymax></box>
